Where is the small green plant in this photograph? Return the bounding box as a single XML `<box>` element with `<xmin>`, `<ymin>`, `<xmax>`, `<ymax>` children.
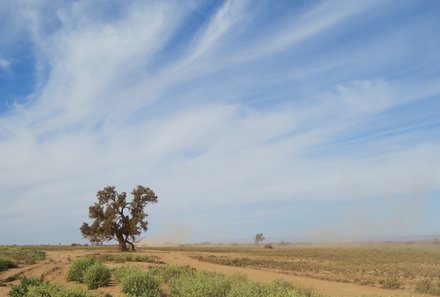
<box><xmin>83</xmin><ymin>262</ymin><xmax>111</xmax><ymax>289</ymax></box>
<box><xmin>67</xmin><ymin>257</ymin><xmax>96</xmax><ymax>282</ymax></box>
<box><xmin>0</xmin><ymin>257</ymin><xmax>17</xmax><ymax>271</ymax></box>
<box><xmin>121</xmin><ymin>271</ymin><xmax>162</xmax><ymax>297</ymax></box>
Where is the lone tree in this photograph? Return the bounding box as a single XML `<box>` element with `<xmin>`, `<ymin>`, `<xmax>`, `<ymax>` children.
<box><xmin>80</xmin><ymin>185</ymin><xmax>158</xmax><ymax>252</ymax></box>
<box><xmin>254</xmin><ymin>233</ymin><xmax>265</xmax><ymax>245</ymax></box>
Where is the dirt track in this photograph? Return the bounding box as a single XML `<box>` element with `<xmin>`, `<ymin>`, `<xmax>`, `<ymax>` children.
<box><xmin>0</xmin><ymin>249</ymin><xmax>427</xmax><ymax>297</ymax></box>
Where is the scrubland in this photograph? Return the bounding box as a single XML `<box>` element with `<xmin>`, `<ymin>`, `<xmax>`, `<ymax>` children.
<box><xmin>0</xmin><ymin>242</ymin><xmax>439</xmax><ymax>297</ymax></box>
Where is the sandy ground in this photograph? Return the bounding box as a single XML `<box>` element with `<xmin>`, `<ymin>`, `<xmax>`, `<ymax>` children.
<box><xmin>0</xmin><ymin>249</ymin><xmax>428</xmax><ymax>297</ymax></box>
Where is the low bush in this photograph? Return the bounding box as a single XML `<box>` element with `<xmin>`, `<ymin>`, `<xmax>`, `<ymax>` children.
<box><xmin>8</xmin><ymin>276</ymin><xmax>96</xmax><ymax>297</ymax></box>
<box><xmin>169</xmin><ymin>271</ymin><xmax>235</xmax><ymax>297</ymax></box>
<box><xmin>0</xmin><ymin>257</ymin><xmax>17</xmax><ymax>271</ymax></box>
<box><xmin>113</xmin><ymin>265</ymin><xmax>144</xmax><ymax>283</ymax></box>
<box><xmin>160</xmin><ymin>265</ymin><xmax>320</xmax><ymax>297</ymax></box>
<box><xmin>8</xmin><ymin>277</ymin><xmax>43</xmax><ymax>297</ymax></box>
<box><xmin>121</xmin><ymin>271</ymin><xmax>162</xmax><ymax>297</ymax></box>
<box><xmin>150</xmin><ymin>265</ymin><xmax>195</xmax><ymax>283</ymax></box>
<box><xmin>67</xmin><ymin>257</ymin><xmax>96</xmax><ymax>282</ymax></box>
<box><xmin>83</xmin><ymin>262</ymin><xmax>111</xmax><ymax>289</ymax></box>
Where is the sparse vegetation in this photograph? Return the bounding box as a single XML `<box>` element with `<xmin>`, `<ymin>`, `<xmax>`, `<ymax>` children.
<box><xmin>415</xmin><ymin>279</ymin><xmax>440</xmax><ymax>296</ymax></box>
<box><xmin>379</xmin><ymin>277</ymin><xmax>402</xmax><ymax>289</ymax></box>
<box><xmin>91</xmin><ymin>253</ymin><xmax>164</xmax><ymax>264</ymax></box>
<box><xmin>0</xmin><ymin>247</ymin><xmax>46</xmax><ymax>265</ymax></box>
<box><xmin>4</xmin><ymin>243</ymin><xmax>440</xmax><ymax>296</ymax></box>
<box><xmin>186</xmin><ymin>243</ymin><xmax>440</xmax><ymax>293</ymax></box>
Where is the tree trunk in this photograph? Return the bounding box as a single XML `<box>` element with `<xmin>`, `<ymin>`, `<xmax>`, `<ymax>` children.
<box><xmin>126</xmin><ymin>240</ymin><xmax>135</xmax><ymax>251</ymax></box>
<box><xmin>116</xmin><ymin>234</ymin><xmax>128</xmax><ymax>252</ymax></box>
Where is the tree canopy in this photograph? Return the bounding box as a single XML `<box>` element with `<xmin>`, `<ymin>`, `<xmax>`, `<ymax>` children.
<box><xmin>254</xmin><ymin>233</ymin><xmax>265</xmax><ymax>245</ymax></box>
<box><xmin>80</xmin><ymin>185</ymin><xmax>158</xmax><ymax>251</ymax></box>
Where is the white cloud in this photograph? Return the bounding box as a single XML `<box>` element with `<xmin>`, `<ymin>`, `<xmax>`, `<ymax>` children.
<box><xmin>0</xmin><ymin>58</ymin><xmax>10</xmax><ymax>69</ymax></box>
<box><xmin>0</xmin><ymin>0</ymin><xmax>439</xmax><ymax>243</ymax></box>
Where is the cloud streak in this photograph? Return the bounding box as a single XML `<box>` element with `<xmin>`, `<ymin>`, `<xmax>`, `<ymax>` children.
<box><xmin>0</xmin><ymin>0</ymin><xmax>439</xmax><ymax>244</ymax></box>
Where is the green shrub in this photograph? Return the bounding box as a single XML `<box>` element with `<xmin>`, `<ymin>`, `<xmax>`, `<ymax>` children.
<box><xmin>8</xmin><ymin>277</ymin><xmax>43</xmax><ymax>297</ymax></box>
<box><xmin>113</xmin><ymin>265</ymin><xmax>144</xmax><ymax>283</ymax></box>
<box><xmin>121</xmin><ymin>271</ymin><xmax>162</xmax><ymax>297</ymax></box>
<box><xmin>148</xmin><ymin>265</ymin><xmax>195</xmax><ymax>283</ymax></box>
<box><xmin>25</xmin><ymin>282</ymin><xmax>62</xmax><ymax>297</ymax></box>
<box><xmin>8</xmin><ymin>276</ymin><xmax>95</xmax><ymax>297</ymax></box>
<box><xmin>170</xmin><ymin>271</ymin><xmax>234</xmax><ymax>297</ymax></box>
<box><xmin>83</xmin><ymin>262</ymin><xmax>111</xmax><ymax>289</ymax></box>
<box><xmin>0</xmin><ymin>257</ymin><xmax>17</xmax><ymax>271</ymax></box>
<box><xmin>67</xmin><ymin>257</ymin><xmax>96</xmax><ymax>282</ymax></box>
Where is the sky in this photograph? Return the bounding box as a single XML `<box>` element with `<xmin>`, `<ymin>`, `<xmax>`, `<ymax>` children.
<box><xmin>0</xmin><ymin>0</ymin><xmax>439</xmax><ymax>245</ymax></box>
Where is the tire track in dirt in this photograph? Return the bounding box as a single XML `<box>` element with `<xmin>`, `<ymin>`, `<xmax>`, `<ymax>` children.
<box><xmin>0</xmin><ymin>261</ymin><xmax>50</xmax><ymax>282</ymax></box>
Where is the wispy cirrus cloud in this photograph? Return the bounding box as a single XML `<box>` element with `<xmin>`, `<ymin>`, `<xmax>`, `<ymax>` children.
<box><xmin>0</xmin><ymin>0</ymin><xmax>439</xmax><ymax>244</ymax></box>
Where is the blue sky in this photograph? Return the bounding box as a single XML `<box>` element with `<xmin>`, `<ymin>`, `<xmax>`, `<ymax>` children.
<box><xmin>0</xmin><ymin>0</ymin><xmax>439</xmax><ymax>245</ymax></box>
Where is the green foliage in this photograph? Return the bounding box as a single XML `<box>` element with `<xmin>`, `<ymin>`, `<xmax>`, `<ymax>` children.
<box><xmin>169</xmin><ymin>271</ymin><xmax>235</xmax><ymax>297</ymax></box>
<box><xmin>0</xmin><ymin>257</ymin><xmax>17</xmax><ymax>271</ymax></box>
<box><xmin>8</xmin><ymin>277</ymin><xmax>43</xmax><ymax>297</ymax></box>
<box><xmin>67</xmin><ymin>257</ymin><xmax>96</xmax><ymax>282</ymax></box>
<box><xmin>120</xmin><ymin>271</ymin><xmax>162</xmax><ymax>297</ymax></box>
<box><xmin>82</xmin><ymin>262</ymin><xmax>111</xmax><ymax>289</ymax></box>
<box><xmin>415</xmin><ymin>279</ymin><xmax>440</xmax><ymax>296</ymax></box>
<box><xmin>9</xmin><ymin>277</ymin><xmax>96</xmax><ymax>297</ymax></box>
<box><xmin>112</xmin><ymin>265</ymin><xmax>320</xmax><ymax>297</ymax></box>
<box><xmin>149</xmin><ymin>265</ymin><xmax>195</xmax><ymax>283</ymax></box>
<box><xmin>113</xmin><ymin>265</ymin><xmax>144</xmax><ymax>283</ymax></box>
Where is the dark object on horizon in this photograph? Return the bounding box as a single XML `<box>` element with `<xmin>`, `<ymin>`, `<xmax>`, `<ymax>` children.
<box><xmin>254</xmin><ymin>233</ymin><xmax>265</xmax><ymax>245</ymax></box>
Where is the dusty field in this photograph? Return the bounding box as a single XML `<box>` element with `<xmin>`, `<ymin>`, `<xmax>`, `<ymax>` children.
<box><xmin>1</xmin><ymin>243</ymin><xmax>439</xmax><ymax>297</ymax></box>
